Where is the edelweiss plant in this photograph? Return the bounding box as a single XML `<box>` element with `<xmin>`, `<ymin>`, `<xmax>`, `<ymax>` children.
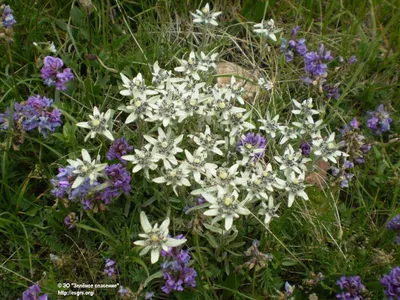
<box><xmin>76</xmin><ymin>106</ymin><xmax>114</xmax><ymax>141</ymax></box>
<box><xmin>134</xmin><ymin>212</ymin><xmax>186</xmax><ymax>263</ymax></box>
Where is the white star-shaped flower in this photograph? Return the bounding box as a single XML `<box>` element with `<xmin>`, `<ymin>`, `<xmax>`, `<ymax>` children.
<box><xmin>312</xmin><ymin>133</ymin><xmax>347</xmax><ymax>163</ymax></box>
<box><xmin>285</xmin><ymin>172</ymin><xmax>309</xmax><ymax>207</ymax></box>
<box><xmin>76</xmin><ymin>106</ymin><xmax>114</xmax><ymax>141</ymax></box>
<box><xmin>190</xmin><ymin>3</ymin><xmax>222</xmax><ymax>27</ymax></box>
<box><xmin>203</xmin><ymin>189</ymin><xmax>250</xmax><ymax>230</ymax></box>
<box><xmin>292</xmin><ymin>98</ymin><xmax>320</xmax><ymax>123</ymax></box>
<box><xmin>258</xmin><ymin>196</ymin><xmax>280</xmax><ymax>225</ymax></box>
<box><xmin>253</xmin><ymin>19</ymin><xmax>278</xmax><ymax>41</ymax></box>
<box><xmin>152</xmin><ymin>165</ymin><xmax>191</xmax><ymax>196</ymax></box>
<box><xmin>122</xmin><ymin>144</ymin><xmax>158</xmax><ymax>178</ymax></box>
<box><xmin>67</xmin><ymin>149</ymin><xmax>107</xmax><ymax>189</ymax></box>
<box><xmin>134</xmin><ymin>212</ymin><xmax>186</xmax><ymax>264</ymax></box>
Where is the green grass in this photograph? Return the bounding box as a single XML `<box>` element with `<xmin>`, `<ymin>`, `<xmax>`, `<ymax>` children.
<box><xmin>0</xmin><ymin>0</ymin><xmax>399</xmax><ymax>299</ymax></box>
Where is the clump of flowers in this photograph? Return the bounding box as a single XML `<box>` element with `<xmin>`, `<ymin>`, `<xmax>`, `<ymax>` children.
<box><xmin>367</xmin><ymin>104</ymin><xmax>392</xmax><ymax>135</ymax></box>
<box><xmin>336</xmin><ymin>276</ymin><xmax>366</xmax><ymax>299</ymax></box>
<box><xmin>280</xmin><ymin>26</ymin><xmax>308</xmax><ymax>61</ymax></box>
<box><xmin>106</xmin><ymin>138</ymin><xmax>134</xmax><ymax>163</ymax></box>
<box><xmin>387</xmin><ymin>214</ymin><xmax>400</xmax><ymax>245</ymax></box>
<box><xmin>18</xmin><ymin>284</ymin><xmax>48</xmax><ymax>300</ymax></box>
<box><xmin>51</xmin><ymin>150</ymin><xmax>131</xmax><ymax>212</ymax></box>
<box><xmin>0</xmin><ymin>95</ymin><xmax>62</xmax><ymax>138</ymax></box>
<box><xmin>104</xmin><ymin>258</ymin><xmax>117</xmax><ymax>278</ymax></box>
<box><xmin>381</xmin><ymin>266</ymin><xmax>400</xmax><ymax>299</ymax></box>
<box><xmin>329</xmin><ymin>117</ymin><xmax>371</xmax><ymax>188</ymax></box>
<box><xmin>160</xmin><ymin>236</ymin><xmax>197</xmax><ymax>294</ymax></box>
<box><xmin>40</xmin><ymin>56</ymin><xmax>74</xmax><ymax>90</ymax></box>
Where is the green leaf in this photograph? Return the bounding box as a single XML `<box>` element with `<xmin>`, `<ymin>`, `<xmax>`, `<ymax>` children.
<box><xmin>204</xmin><ymin>232</ymin><xmax>219</xmax><ymax>248</ymax></box>
<box><xmin>144</xmin><ymin>270</ymin><xmax>163</xmax><ymax>287</ymax></box>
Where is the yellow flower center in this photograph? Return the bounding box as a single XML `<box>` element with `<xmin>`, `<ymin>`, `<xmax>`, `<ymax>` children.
<box><xmin>91</xmin><ymin>119</ymin><xmax>100</xmax><ymax>127</ymax></box>
<box><xmin>189</xmin><ymin>99</ymin><xmax>196</xmax><ymax>106</ymax></box>
<box><xmin>224</xmin><ymin>197</ymin><xmax>233</xmax><ymax>206</ymax></box>
<box><xmin>81</xmin><ymin>166</ymin><xmax>88</xmax><ymax>173</ymax></box>
<box><xmin>254</xmin><ymin>179</ymin><xmax>261</xmax><ymax>185</ymax></box>
<box><xmin>151</xmin><ymin>234</ymin><xmax>159</xmax><ymax>242</ymax></box>
<box><xmin>134</xmin><ymin>100</ymin><xmax>142</xmax><ymax>107</ymax></box>
<box><xmin>219</xmin><ymin>171</ymin><xmax>228</xmax><ymax>180</ymax></box>
<box><xmin>328</xmin><ymin>142</ymin><xmax>335</xmax><ymax>149</ymax></box>
<box><xmin>245</xmin><ymin>143</ymin><xmax>252</xmax><ymax>149</ymax></box>
<box><xmin>161</xmin><ymin>141</ymin><xmax>168</xmax><ymax>148</ymax></box>
<box><xmin>236</xmin><ymin>113</ymin><xmax>243</xmax><ymax>119</ymax></box>
<box><xmin>194</xmin><ymin>158</ymin><xmax>201</xmax><ymax>164</ymax></box>
<box><xmin>169</xmin><ymin>170</ymin><xmax>176</xmax><ymax>177</ymax></box>
<box><xmin>218</xmin><ymin>102</ymin><xmax>226</xmax><ymax>109</ymax></box>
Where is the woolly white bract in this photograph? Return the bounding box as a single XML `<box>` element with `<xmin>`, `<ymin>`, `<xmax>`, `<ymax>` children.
<box><xmin>76</xmin><ymin>106</ymin><xmax>114</xmax><ymax>141</ymax></box>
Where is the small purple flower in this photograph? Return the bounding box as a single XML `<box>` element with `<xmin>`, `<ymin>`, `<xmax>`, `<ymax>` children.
<box><xmin>303</xmin><ymin>44</ymin><xmax>333</xmax><ymax>84</ymax></box>
<box><xmin>2</xmin><ymin>5</ymin><xmax>16</xmax><ymax>28</ymax></box>
<box><xmin>20</xmin><ymin>284</ymin><xmax>48</xmax><ymax>300</ymax></box>
<box><xmin>360</xmin><ymin>144</ymin><xmax>371</xmax><ymax>154</ymax></box>
<box><xmin>106</xmin><ymin>138</ymin><xmax>134</xmax><ymax>163</ymax></box>
<box><xmin>322</xmin><ymin>83</ymin><xmax>340</xmax><ymax>99</ymax></box>
<box><xmin>98</xmin><ymin>164</ymin><xmax>131</xmax><ymax>204</ymax></box>
<box><xmin>104</xmin><ymin>258</ymin><xmax>116</xmax><ymax>278</ymax></box>
<box><xmin>300</xmin><ymin>141</ymin><xmax>311</xmax><ymax>156</ymax></box>
<box><xmin>281</xmin><ymin>26</ymin><xmax>308</xmax><ymax>62</ymax></box>
<box><xmin>41</xmin><ymin>56</ymin><xmax>74</xmax><ymax>91</ymax></box>
<box><xmin>196</xmin><ymin>195</ymin><xmax>206</xmax><ymax>205</ymax></box>
<box><xmin>387</xmin><ymin>215</ymin><xmax>400</xmax><ymax>231</ymax></box>
<box><xmin>381</xmin><ymin>267</ymin><xmax>400</xmax><ymax>299</ymax></box>
<box><xmin>350</xmin><ymin>118</ymin><xmax>359</xmax><ymax>129</ymax></box>
<box><xmin>367</xmin><ymin>104</ymin><xmax>392</xmax><ymax>135</ymax></box>
<box><xmin>340</xmin><ymin>179</ymin><xmax>349</xmax><ymax>188</ymax></box>
<box><xmin>336</xmin><ymin>276</ymin><xmax>365</xmax><ymax>299</ymax></box>
<box><xmin>237</xmin><ymin>132</ymin><xmax>267</xmax><ymax>161</ymax></box>
<box><xmin>343</xmin><ymin>161</ymin><xmax>354</xmax><ymax>169</ymax></box>
<box><xmin>0</xmin><ymin>109</ymin><xmax>11</xmax><ymax>130</ymax></box>
<box><xmin>348</xmin><ymin>56</ymin><xmax>358</xmax><ymax>64</ymax></box>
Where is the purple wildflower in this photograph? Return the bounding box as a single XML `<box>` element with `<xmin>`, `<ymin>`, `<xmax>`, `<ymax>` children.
<box><xmin>0</xmin><ymin>108</ymin><xmax>10</xmax><ymax>130</ymax></box>
<box><xmin>350</xmin><ymin>118</ymin><xmax>359</xmax><ymax>129</ymax></box>
<box><xmin>381</xmin><ymin>267</ymin><xmax>400</xmax><ymax>299</ymax></box>
<box><xmin>41</xmin><ymin>56</ymin><xmax>74</xmax><ymax>91</ymax></box>
<box><xmin>20</xmin><ymin>284</ymin><xmax>48</xmax><ymax>300</ymax></box>
<box><xmin>300</xmin><ymin>141</ymin><xmax>311</xmax><ymax>156</ymax></box>
<box><xmin>104</xmin><ymin>258</ymin><xmax>116</xmax><ymax>278</ymax></box>
<box><xmin>348</xmin><ymin>56</ymin><xmax>358</xmax><ymax>64</ymax></box>
<box><xmin>106</xmin><ymin>138</ymin><xmax>134</xmax><ymax>163</ymax></box>
<box><xmin>336</xmin><ymin>276</ymin><xmax>365</xmax><ymax>299</ymax></box>
<box><xmin>237</xmin><ymin>132</ymin><xmax>267</xmax><ymax>161</ymax></box>
<box><xmin>98</xmin><ymin>164</ymin><xmax>131</xmax><ymax>204</ymax></box>
<box><xmin>281</xmin><ymin>26</ymin><xmax>308</xmax><ymax>62</ymax></box>
<box><xmin>367</xmin><ymin>104</ymin><xmax>392</xmax><ymax>135</ymax></box>
<box><xmin>196</xmin><ymin>195</ymin><xmax>206</xmax><ymax>205</ymax></box>
<box><xmin>2</xmin><ymin>5</ymin><xmax>16</xmax><ymax>28</ymax></box>
<box><xmin>303</xmin><ymin>44</ymin><xmax>333</xmax><ymax>84</ymax></box>
<box><xmin>387</xmin><ymin>215</ymin><xmax>400</xmax><ymax>231</ymax></box>
<box><xmin>343</xmin><ymin>161</ymin><xmax>354</xmax><ymax>169</ymax></box>
<box><xmin>161</xmin><ymin>249</ymin><xmax>197</xmax><ymax>294</ymax></box>
<box><xmin>12</xmin><ymin>96</ymin><xmax>62</xmax><ymax>137</ymax></box>
<box><xmin>322</xmin><ymin>83</ymin><xmax>340</xmax><ymax>99</ymax></box>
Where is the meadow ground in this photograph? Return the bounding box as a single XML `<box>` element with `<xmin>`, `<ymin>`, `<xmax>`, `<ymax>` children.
<box><xmin>0</xmin><ymin>0</ymin><xmax>399</xmax><ymax>299</ymax></box>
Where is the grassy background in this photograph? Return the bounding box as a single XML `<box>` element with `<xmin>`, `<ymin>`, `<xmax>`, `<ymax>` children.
<box><xmin>0</xmin><ymin>0</ymin><xmax>399</xmax><ymax>299</ymax></box>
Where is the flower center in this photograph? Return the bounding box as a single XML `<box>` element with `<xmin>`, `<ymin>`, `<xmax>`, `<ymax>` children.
<box><xmin>134</xmin><ymin>100</ymin><xmax>142</xmax><ymax>107</ymax></box>
<box><xmin>151</xmin><ymin>234</ymin><xmax>159</xmax><ymax>242</ymax></box>
<box><xmin>161</xmin><ymin>141</ymin><xmax>168</xmax><ymax>148</ymax></box>
<box><xmin>224</xmin><ymin>197</ymin><xmax>233</xmax><ymax>206</ymax></box>
<box><xmin>219</xmin><ymin>171</ymin><xmax>228</xmax><ymax>179</ymax></box>
<box><xmin>91</xmin><ymin>119</ymin><xmax>100</xmax><ymax>127</ymax></box>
